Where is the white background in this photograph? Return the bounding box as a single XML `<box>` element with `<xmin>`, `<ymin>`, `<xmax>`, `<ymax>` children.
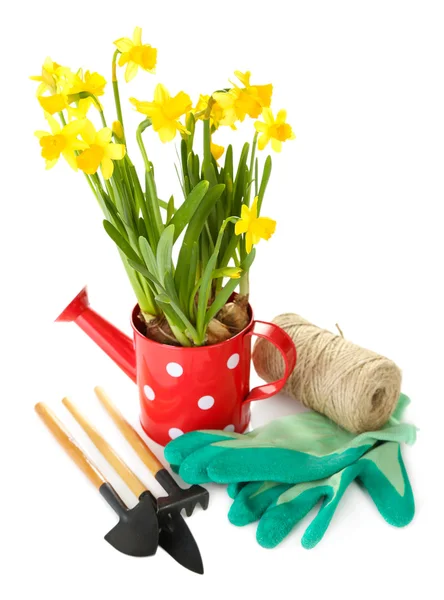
<box><xmin>1</xmin><ymin>1</ymin><xmax>443</xmax><ymax>598</ymax></box>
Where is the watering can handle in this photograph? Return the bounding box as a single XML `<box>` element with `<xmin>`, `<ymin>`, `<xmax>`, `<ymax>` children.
<box><xmin>243</xmin><ymin>320</ymin><xmax>297</xmax><ymax>404</ymax></box>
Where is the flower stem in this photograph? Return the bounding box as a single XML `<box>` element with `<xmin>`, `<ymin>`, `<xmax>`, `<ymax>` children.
<box><xmin>112</xmin><ymin>50</ymin><xmax>125</xmax><ymax>141</ymax></box>
<box><xmin>246</xmin><ymin>132</ymin><xmax>258</xmax><ymax>206</ymax></box>
<box><xmin>239</xmin><ymin>271</ymin><xmax>249</xmax><ymax>296</ymax></box>
<box><xmin>203</xmin><ymin>118</ymin><xmax>212</xmax><ymax>168</ymax></box>
<box><xmin>79</xmin><ymin>92</ymin><xmax>107</xmax><ymax>127</ymax></box>
<box><xmin>136</xmin><ymin>119</ymin><xmax>164</xmax><ymax>242</ymax></box>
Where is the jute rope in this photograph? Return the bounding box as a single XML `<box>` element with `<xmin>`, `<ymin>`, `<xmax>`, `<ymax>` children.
<box><xmin>253</xmin><ymin>313</ymin><xmax>402</xmax><ymax>433</ymax></box>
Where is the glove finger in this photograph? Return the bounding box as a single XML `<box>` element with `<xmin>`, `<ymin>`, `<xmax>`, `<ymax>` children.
<box><xmin>359</xmin><ymin>444</ymin><xmax>415</xmax><ymax>527</ymax></box>
<box><xmin>227</xmin><ymin>482</ymin><xmax>248</xmax><ymax>499</ymax></box>
<box><xmin>256</xmin><ymin>487</ymin><xmax>325</xmax><ymax>548</ymax></box>
<box><xmin>229</xmin><ymin>482</ymin><xmax>289</xmax><ymax>526</ymax></box>
<box><xmin>178</xmin><ymin>445</ymin><xmax>234</xmax><ymax>484</ymax></box>
<box><xmin>301</xmin><ymin>463</ymin><xmax>361</xmax><ymax>548</ymax></box>
<box><xmin>164</xmin><ymin>431</ymin><xmax>234</xmax><ymax>466</ymax></box>
<box><xmin>300</xmin><ymin>493</ymin><xmax>343</xmax><ymax>549</ymax></box>
<box><xmin>207</xmin><ymin>447</ymin><xmax>343</xmax><ymax>484</ymax></box>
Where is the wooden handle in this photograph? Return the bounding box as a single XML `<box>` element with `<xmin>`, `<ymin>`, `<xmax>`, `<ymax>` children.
<box><xmin>35</xmin><ymin>402</ymin><xmax>106</xmax><ymax>490</ymax></box>
<box><xmin>94</xmin><ymin>386</ymin><xmax>164</xmax><ymax>475</ymax></box>
<box><xmin>62</xmin><ymin>397</ymin><xmax>147</xmax><ymax>499</ymax></box>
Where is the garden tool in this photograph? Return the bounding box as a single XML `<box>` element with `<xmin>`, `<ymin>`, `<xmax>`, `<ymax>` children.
<box><xmin>226</xmin><ymin>441</ymin><xmax>415</xmax><ymax>549</ymax></box>
<box><xmin>35</xmin><ymin>403</ymin><xmax>159</xmax><ymax>557</ymax></box>
<box><xmin>95</xmin><ymin>386</ymin><xmax>209</xmax><ymax>517</ymax></box>
<box><xmin>164</xmin><ymin>394</ymin><xmax>416</xmax><ymax>485</ymax></box>
<box><xmin>62</xmin><ymin>397</ymin><xmax>204</xmax><ymax>575</ymax></box>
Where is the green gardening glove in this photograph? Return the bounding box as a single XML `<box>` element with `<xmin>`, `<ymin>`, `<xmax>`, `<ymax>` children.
<box><xmin>227</xmin><ymin>441</ymin><xmax>414</xmax><ymax>549</ymax></box>
<box><xmin>165</xmin><ymin>394</ymin><xmax>416</xmax><ymax>485</ymax></box>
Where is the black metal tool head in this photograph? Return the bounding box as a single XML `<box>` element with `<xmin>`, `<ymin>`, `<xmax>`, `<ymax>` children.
<box><xmin>157</xmin><ymin>508</ymin><xmax>204</xmax><ymax>575</ymax></box>
<box><xmin>156</xmin><ymin>470</ymin><xmax>210</xmax><ymax>517</ymax></box>
<box><xmin>100</xmin><ymin>485</ymin><xmax>159</xmax><ymax>557</ymax></box>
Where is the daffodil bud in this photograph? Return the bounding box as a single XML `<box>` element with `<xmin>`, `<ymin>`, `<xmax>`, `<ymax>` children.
<box><xmin>211</xmin><ymin>142</ymin><xmax>225</xmax><ymax>161</ymax></box>
<box><xmin>217</xmin><ymin>267</ymin><xmax>242</xmax><ymax>279</ymax></box>
<box><xmin>112</xmin><ymin>120</ymin><xmax>124</xmax><ymax>140</ymax></box>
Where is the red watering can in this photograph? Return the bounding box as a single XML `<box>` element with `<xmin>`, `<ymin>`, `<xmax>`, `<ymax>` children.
<box><xmin>57</xmin><ymin>287</ymin><xmax>297</xmax><ymax>446</ymax></box>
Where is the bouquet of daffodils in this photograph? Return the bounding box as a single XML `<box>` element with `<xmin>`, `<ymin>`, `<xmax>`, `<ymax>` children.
<box><xmin>32</xmin><ymin>27</ymin><xmax>295</xmax><ymax>347</ymax></box>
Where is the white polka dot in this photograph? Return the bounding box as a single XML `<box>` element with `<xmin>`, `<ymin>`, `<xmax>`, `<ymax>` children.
<box><xmin>224</xmin><ymin>424</ymin><xmax>235</xmax><ymax>432</ymax></box>
<box><xmin>197</xmin><ymin>395</ymin><xmax>215</xmax><ymax>410</ymax></box>
<box><xmin>143</xmin><ymin>385</ymin><xmax>155</xmax><ymax>401</ymax></box>
<box><xmin>166</xmin><ymin>362</ymin><xmax>183</xmax><ymax>377</ymax></box>
<box><xmin>169</xmin><ymin>427</ymin><xmax>184</xmax><ymax>439</ymax></box>
<box><xmin>227</xmin><ymin>353</ymin><xmax>240</xmax><ymax>369</ymax></box>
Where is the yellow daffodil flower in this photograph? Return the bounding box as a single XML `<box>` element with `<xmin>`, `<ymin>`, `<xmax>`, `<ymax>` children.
<box><xmin>114</xmin><ymin>27</ymin><xmax>157</xmax><ymax>82</ymax></box>
<box><xmin>30</xmin><ymin>57</ymin><xmax>62</xmax><ymax>96</ymax></box>
<box><xmin>76</xmin><ymin>120</ymin><xmax>126</xmax><ymax>179</ymax></box>
<box><xmin>63</xmin><ymin>69</ymin><xmax>107</xmax><ymax>116</ymax></box>
<box><xmin>214</xmin><ymin>71</ymin><xmax>273</xmax><ymax>127</ymax></box>
<box><xmin>131</xmin><ymin>84</ymin><xmax>192</xmax><ymax>143</ymax></box>
<box><xmin>234</xmin><ymin>71</ymin><xmax>272</xmax><ymax>109</ymax></box>
<box><xmin>235</xmin><ymin>196</ymin><xmax>276</xmax><ymax>253</ymax></box>
<box><xmin>211</xmin><ymin>142</ymin><xmax>225</xmax><ymax>161</ymax></box>
<box><xmin>254</xmin><ymin>108</ymin><xmax>296</xmax><ymax>152</ymax></box>
<box><xmin>68</xmin><ymin>70</ymin><xmax>106</xmax><ymax>97</ymax></box>
<box><xmin>38</xmin><ymin>94</ymin><xmax>67</xmax><ymax>115</ymax></box>
<box><xmin>35</xmin><ymin>115</ymin><xmax>88</xmax><ymax>170</ymax></box>
<box><xmin>212</xmin><ymin>90</ymin><xmax>239</xmax><ymax>127</ymax></box>
<box><xmin>194</xmin><ymin>94</ymin><xmax>226</xmax><ymax>130</ymax></box>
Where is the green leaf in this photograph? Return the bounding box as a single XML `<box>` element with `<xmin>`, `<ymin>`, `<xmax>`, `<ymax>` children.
<box><xmin>166</xmin><ymin>195</ymin><xmax>175</xmax><ymax>223</ymax></box>
<box><xmin>179</xmin><ymin>183</ymin><xmax>225</xmax><ymax>259</ymax></box>
<box><xmin>169</xmin><ymin>180</ymin><xmax>209</xmax><ymax>242</ymax></box>
<box><xmin>103</xmin><ymin>220</ymin><xmax>140</xmax><ymax>263</ymax></box>
<box><xmin>233</xmin><ymin>142</ymin><xmax>250</xmax><ymax>215</ymax></box>
<box><xmin>144</xmin><ymin>170</ymin><xmax>164</xmax><ymax>247</ymax></box>
<box><xmin>204</xmin><ymin>248</ymin><xmax>256</xmax><ymax>325</ymax></box>
<box><xmin>128</xmin><ymin>259</ymin><xmax>162</xmax><ymax>290</ymax></box>
<box><xmin>220</xmin><ymin>230</ymin><xmax>239</xmax><ymax>268</ymax></box>
<box><xmin>156</xmin><ymin>224</ymin><xmax>175</xmax><ymax>285</ymax></box>
<box><xmin>103</xmin><ymin>198</ymin><xmax>128</xmax><ymax>239</ymax></box>
<box><xmin>186</xmin><ymin>241</ymin><xmax>199</xmax><ymax>319</ymax></box>
<box><xmin>196</xmin><ymin>218</ymin><xmax>232</xmax><ymax>337</ymax></box>
<box><xmin>196</xmin><ymin>248</ymin><xmax>218</xmax><ymax>337</ymax></box>
<box><xmin>163</xmin><ymin>271</ymin><xmax>181</xmax><ymax>305</ymax></box>
<box><xmin>138</xmin><ymin>217</ymin><xmax>149</xmax><ymax>240</ymax></box>
<box><xmin>175</xmin><ymin>183</ymin><xmax>225</xmax><ymax>306</ymax></box>
<box><xmin>224</xmin><ymin>145</ymin><xmax>233</xmax><ymax>181</ymax></box>
<box><xmin>257</xmin><ymin>155</ymin><xmax>272</xmax><ymax>214</ymax></box>
<box><xmin>193</xmin><ymin>154</ymin><xmax>200</xmax><ymax>184</ymax></box>
<box><xmin>203</xmin><ymin>161</ymin><xmax>218</xmax><ymax>188</ymax></box>
<box><xmin>186</xmin><ymin>112</ymin><xmax>195</xmax><ymax>153</ymax></box>
<box><xmin>155</xmin><ymin>293</ymin><xmax>199</xmax><ymax>343</ymax></box>
<box><xmin>174</xmin><ymin>162</ymin><xmax>186</xmax><ymax>196</ymax></box>
<box><xmin>112</xmin><ymin>168</ymin><xmax>137</xmax><ymax>231</ymax></box>
<box><xmin>133</xmin><ymin>172</ymin><xmax>157</xmax><ymax>248</ymax></box>
<box><xmin>180</xmin><ymin>138</ymin><xmax>188</xmax><ymax>169</ymax></box>
<box><xmin>224</xmin><ymin>172</ymin><xmax>233</xmax><ymax>218</ymax></box>
<box><xmin>187</xmin><ymin>151</ymin><xmax>198</xmax><ymax>189</ymax></box>
<box><xmin>138</xmin><ymin>236</ymin><xmax>158</xmax><ymax>279</ymax></box>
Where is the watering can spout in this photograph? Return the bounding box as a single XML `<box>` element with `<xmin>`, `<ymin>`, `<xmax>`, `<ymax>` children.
<box><xmin>56</xmin><ymin>287</ymin><xmax>137</xmax><ymax>382</ymax></box>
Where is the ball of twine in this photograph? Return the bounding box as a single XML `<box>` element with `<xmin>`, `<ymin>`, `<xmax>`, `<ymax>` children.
<box><xmin>253</xmin><ymin>313</ymin><xmax>402</xmax><ymax>433</ymax></box>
